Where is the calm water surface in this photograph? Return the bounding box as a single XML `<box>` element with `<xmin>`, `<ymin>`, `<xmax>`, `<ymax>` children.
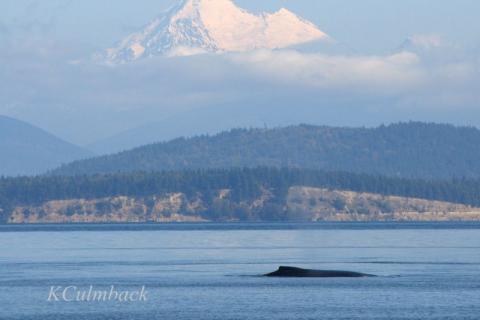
<box><xmin>0</xmin><ymin>223</ymin><xmax>479</xmax><ymax>320</ymax></box>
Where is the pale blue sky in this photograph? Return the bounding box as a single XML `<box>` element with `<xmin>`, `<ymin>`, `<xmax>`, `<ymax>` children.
<box><xmin>1</xmin><ymin>0</ymin><xmax>479</xmax><ymax>53</ymax></box>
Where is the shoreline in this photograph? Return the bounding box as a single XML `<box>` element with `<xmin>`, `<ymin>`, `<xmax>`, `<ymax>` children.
<box><xmin>2</xmin><ymin>221</ymin><xmax>480</xmax><ymax>232</ymax></box>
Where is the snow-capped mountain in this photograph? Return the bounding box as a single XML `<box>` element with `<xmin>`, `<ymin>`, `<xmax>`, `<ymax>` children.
<box><xmin>100</xmin><ymin>0</ymin><xmax>329</xmax><ymax>64</ymax></box>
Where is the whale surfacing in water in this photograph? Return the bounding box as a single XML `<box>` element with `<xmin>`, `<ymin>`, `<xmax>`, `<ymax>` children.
<box><xmin>265</xmin><ymin>266</ymin><xmax>375</xmax><ymax>278</ymax></box>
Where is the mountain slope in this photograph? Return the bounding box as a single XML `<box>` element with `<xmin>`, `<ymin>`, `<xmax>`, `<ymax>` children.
<box><xmin>54</xmin><ymin>122</ymin><xmax>480</xmax><ymax>179</ymax></box>
<box><xmin>100</xmin><ymin>0</ymin><xmax>328</xmax><ymax>63</ymax></box>
<box><xmin>0</xmin><ymin>116</ymin><xmax>94</xmax><ymax>176</ymax></box>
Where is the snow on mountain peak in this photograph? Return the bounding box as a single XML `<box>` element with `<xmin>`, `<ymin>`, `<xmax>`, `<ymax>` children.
<box><xmin>100</xmin><ymin>0</ymin><xmax>329</xmax><ymax>64</ymax></box>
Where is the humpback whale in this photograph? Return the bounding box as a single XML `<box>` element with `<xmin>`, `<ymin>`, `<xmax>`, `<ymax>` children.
<box><xmin>265</xmin><ymin>266</ymin><xmax>375</xmax><ymax>278</ymax></box>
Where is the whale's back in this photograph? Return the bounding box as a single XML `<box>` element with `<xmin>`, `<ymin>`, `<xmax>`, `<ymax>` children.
<box><xmin>265</xmin><ymin>266</ymin><xmax>375</xmax><ymax>278</ymax></box>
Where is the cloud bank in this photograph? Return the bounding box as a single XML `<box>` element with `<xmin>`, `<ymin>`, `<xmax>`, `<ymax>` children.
<box><xmin>1</xmin><ymin>34</ymin><xmax>480</xmax><ymax>145</ymax></box>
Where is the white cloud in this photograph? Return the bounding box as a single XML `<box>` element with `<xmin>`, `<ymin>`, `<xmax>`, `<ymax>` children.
<box><xmin>227</xmin><ymin>50</ymin><xmax>426</xmax><ymax>94</ymax></box>
<box><xmin>409</xmin><ymin>34</ymin><xmax>444</xmax><ymax>49</ymax></box>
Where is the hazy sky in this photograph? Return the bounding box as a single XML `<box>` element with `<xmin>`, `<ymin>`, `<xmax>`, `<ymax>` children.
<box><xmin>1</xmin><ymin>0</ymin><xmax>480</xmax><ymax>146</ymax></box>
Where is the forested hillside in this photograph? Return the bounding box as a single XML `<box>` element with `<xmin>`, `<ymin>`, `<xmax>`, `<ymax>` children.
<box><xmin>52</xmin><ymin>122</ymin><xmax>480</xmax><ymax>179</ymax></box>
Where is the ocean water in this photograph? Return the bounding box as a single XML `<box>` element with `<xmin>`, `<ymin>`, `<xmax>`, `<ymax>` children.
<box><xmin>0</xmin><ymin>223</ymin><xmax>479</xmax><ymax>320</ymax></box>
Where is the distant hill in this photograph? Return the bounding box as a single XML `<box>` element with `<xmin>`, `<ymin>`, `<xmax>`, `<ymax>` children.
<box><xmin>53</xmin><ymin>122</ymin><xmax>480</xmax><ymax>179</ymax></box>
<box><xmin>87</xmin><ymin>103</ymin><xmax>320</xmax><ymax>155</ymax></box>
<box><xmin>0</xmin><ymin>116</ymin><xmax>94</xmax><ymax>176</ymax></box>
